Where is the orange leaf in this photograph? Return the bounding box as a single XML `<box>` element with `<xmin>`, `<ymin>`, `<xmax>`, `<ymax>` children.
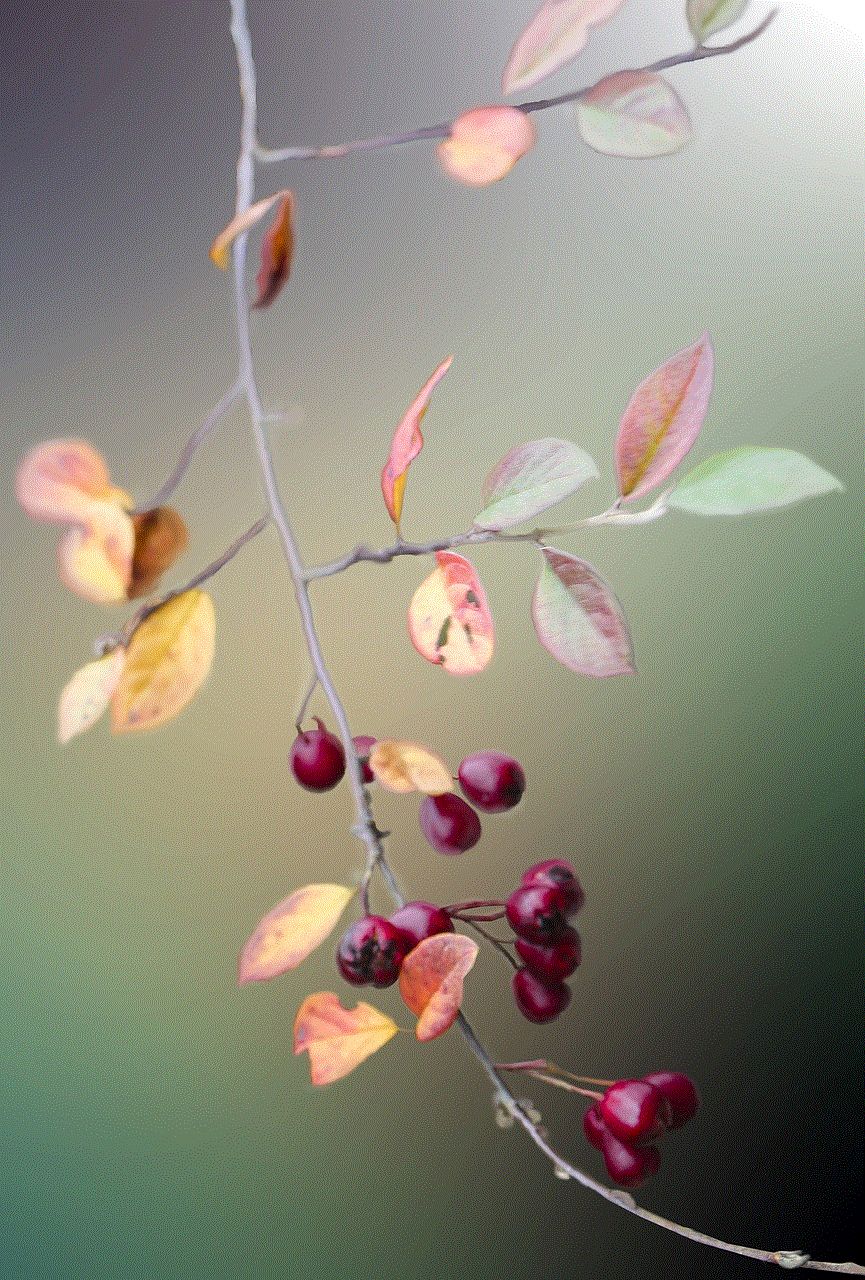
<box><xmin>57</xmin><ymin>501</ymin><xmax>135</xmax><ymax>603</ymax></box>
<box><xmin>209</xmin><ymin>189</ymin><xmax>289</xmax><ymax>269</ymax></box>
<box><xmin>238</xmin><ymin>884</ymin><xmax>354</xmax><ymax>984</ymax></box>
<box><xmin>293</xmin><ymin>992</ymin><xmax>398</xmax><ymax>1085</ymax></box>
<box><xmin>251</xmin><ymin>191</ymin><xmax>295</xmax><ymax>309</ymax></box>
<box><xmin>398</xmin><ymin>934</ymin><xmax>479</xmax><ymax>1041</ymax></box>
<box><xmin>438</xmin><ymin>107</ymin><xmax>535</xmax><ymax>187</ymax></box>
<box><xmin>56</xmin><ymin>647</ymin><xmax>127</xmax><ymax>744</ymax></box>
<box><xmin>110</xmin><ymin>589</ymin><xmax>215</xmax><ymax>731</ymax></box>
<box><xmin>408</xmin><ymin>551</ymin><xmax>494</xmax><ymax>675</ymax></box>
<box><xmin>368</xmin><ymin>740</ymin><xmax>454</xmax><ymax>795</ymax></box>
<box><xmin>129</xmin><ymin>507</ymin><xmax>189</xmax><ymax>599</ymax></box>
<box><xmin>381</xmin><ymin>356</ymin><xmax>453</xmax><ymax>532</ymax></box>
<box><xmin>16</xmin><ymin>438</ymin><xmax>127</xmax><ymax>525</ymax></box>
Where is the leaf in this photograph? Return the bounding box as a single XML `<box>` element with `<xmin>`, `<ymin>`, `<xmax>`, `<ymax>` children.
<box><xmin>368</xmin><ymin>741</ymin><xmax>454</xmax><ymax>795</ymax></box>
<box><xmin>129</xmin><ymin>507</ymin><xmax>189</xmax><ymax>600</ymax></box>
<box><xmin>687</xmin><ymin>0</ymin><xmax>749</xmax><ymax>42</ymax></box>
<box><xmin>16</xmin><ymin>438</ymin><xmax>129</xmax><ymax>525</ymax></box>
<box><xmin>209</xmin><ymin>189</ymin><xmax>289</xmax><ymax>270</ymax></box>
<box><xmin>668</xmin><ymin>448</ymin><xmax>844</xmax><ymax>516</ymax></box>
<box><xmin>502</xmin><ymin>0</ymin><xmax>625</xmax><ymax>95</ymax></box>
<box><xmin>251</xmin><ymin>190</ymin><xmax>295</xmax><ymax>309</ymax></box>
<box><xmin>57</xmin><ymin>501</ymin><xmax>135</xmax><ymax>603</ymax></box>
<box><xmin>238</xmin><ymin>885</ymin><xmax>354</xmax><ymax>985</ymax></box>
<box><xmin>381</xmin><ymin>356</ymin><xmax>453</xmax><ymax>532</ymax></box>
<box><xmin>399</xmin><ymin>934</ymin><xmax>479</xmax><ymax>1041</ymax></box>
<box><xmin>615</xmin><ymin>334</ymin><xmax>714</xmax><ymax>501</ymax></box>
<box><xmin>110</xmin><ymin>589</ymin><xmax>215</xmax><ymax>731</ymax></box>
<box><xmin>293</xmin><ymin>993</ymin><xmax>398</xmax><ymax>1085</ymax></box>
<box><xmin>438</xmin><ymin>107</ymin><xmax>536</xmax><ymax>187</ymax></box>
<box><xmin>408</xmin><ymin>552</ymin><xmax>495</xmax><ymax>676</ymax></box>
<box><xmin>532</xmin><ymin>547</ymin><xmax>635</xmax><ymax>677</ymax></box>
<box><xmin>576</xmin><ymin>71</ymin><xmax>692</xmax><ymax>158</ymax></box>
<box><xmin>57</xmin><ymin>648</ymin><xmax>127</xmax><ymax>744</ymax></box>
<box><xmin>474</xmin><ymin>438</ymin><xmax>599</xmax><ymax>530</ymax></box>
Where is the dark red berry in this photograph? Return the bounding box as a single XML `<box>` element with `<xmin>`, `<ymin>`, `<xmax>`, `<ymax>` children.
<box><xmin>336</xmin><ymin>915</ymin><xmax>413</xmax><ymax>988</ymax></box>
<box><xmin>457</xmin><ymin>751</ymin><xmax>525</xmax><ymax>813</ymax></box>
<box><xmin>505</xmin><ymin>883</ymin><xmax>570</xmax><ymax>944</ymax></box>
<box><xmin>419</xmin><ymin>793</ymin><xmax>482</xmax><ymax>855</ymax></box>
<box><xmin>514</xmin><ymin>926</ymin><xmax>581</xmax><ymax>980</ymax></box>
<box><xmin>599</xmin><ymin>1079</ymin><xmax>672</xmax><ymax>1146</ymax></box>
<box><xmin>641</xmin><ymin>1072</ymin><xmax>700</xmax><ymax>1130</ymax></box>
<box><xmin>521</xmin><ymin>858</ymin><xmax>584</xmax><ymax>917</ymax></box>
<box><xmin>583</xmin><ymin>1104</ymin><xmax>607</xmax><ymax>1151</ymax></box>
<box><xmin>512</xmin><ymin>968</ymin><xmax>571</xmax><ymax>1023</ymax></box>
<box><xmin>388</xmin><ymin>900</ymin><xmax>454</xmax><ymax>948</ymax></box>
<box><xmin>290</xmin><ymin>717</ymin><xmax>346</xmax><ymax>791</ymax></box>
<box><xmin>351</xmin><ymin>735</ymin><xmax>377</xmax><ymax>784</ymax></box>
<box><xmin>600</xmin><ymin>1129</ymin><xmax>660</xmax><ymax>1188</ymax></box>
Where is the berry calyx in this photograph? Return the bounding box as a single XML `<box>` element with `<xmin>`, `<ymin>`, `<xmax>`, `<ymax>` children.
<box><xmin>505</xmin><ymin>883</ymin><xmax>570</xmax><ymax>944</ymax></box>
<box><xmin>599</xmin><ymin>1079</ymin><xmax>672</xmax><ymax>1146</ymax></box>
<box><xmin>351</xmin><ymin>735</ymin><xmax>377</xmax><ymax>785</ymax></box>
<box><xmin>388</xmin><ymin>900</ymin><xmax>454</xmax><ymax>948</ymax></box>
<box><xmin>290</xmin><ymin>717</ymin><xmax>346</xmax><ymax>791</ymax></box>
<box><xmin>512</xmin><ymin>968</ymin><xmax>571</xmax><ymax>1023</ymax></box>
<box><xmin>521</xmin><ymin>858</ymin><xmax>585</xmax><ymax>917</ymax></box>
<box><xmin>457</xmin><ymin>751</ymin><xmax>525</xmax><ymax>812</ymax></box>
<box><xmin>336</xmin><ymin>916</ymin><xmax>413</xmax><ymax>988</ymax></box>
<box><xmin>641</xmin><ymin>1071</ymin><xmax>700</xmax><ymax>1130</ymax></box>
<box><xmin>514</xmin><ymin>926</ymin><xmax>581</xmax><ymax>980</ymax></box>
<box><xmin>419</xmin><ymin>793</ymin><xmax>482</xmax><ymax>855</ymax></box>
<box><xmin>600</xmin><ymin>1129</ymin><xmax>661</xmax><ymax>1188</ymax></box>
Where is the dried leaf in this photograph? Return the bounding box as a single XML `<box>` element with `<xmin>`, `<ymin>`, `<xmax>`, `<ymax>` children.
<box><xmin>238</xmin><ymin>884</ymin><xmax>354</xmax><ymax>985</ymax></box>
<box><xmin>669</xmin><ymin>448</ymin><xmax>844</xmax><ymax>516</ymax></box>
<box><xmin>293</xmin><ymin>992</ymin><xmax>398</xmax><ymax>1085</ymax></box>
<box><xmin>57</xmin><ymin>501</ymin><xmax>135</xmax><ymax>603</ymax></box>
<box><xmin>438</xmin><ymin>107</ymin><xmax>536</xmax><ymax>187</ymax></box>
<box><xmin>532</xmin><ymin>547</ymin><xmax>635</xmax><ymax>677</ymax></box>
<box><xmin>111</xmin><ymin>589</ymin><xmax>215</xmax><ymax>731</ymax></box>
<box><xmin>381</xmin><ymin>356</ymin><xmax>453</xmax><ymax>532</ymax></box>
<box><xmin>16</xmin><ymin>438</ymin><xmax>128</xmax><ymax>525</ymax></box>
<box><xmin>368</xmin><ymin>741</ymin><xmax>454</xmax><ymax>795</ymax></box>
<box><xmin>209</xmin><ymin>190</ymin><xmax>288</xmax><ymax>270</ymax></box>
<box><xmin>408</xmin><ymin>552</ymin><xmax>495</xmax><ymax>675</ymax></box>
<box><xmin>399</xmin><ymin>934</ymin><xmax>479</xmax><ymax>1041</ymax></box>
<box><xmin>129</xmin><ymin>507</ymin><xmax>189</xmax><ymax>599</ymax></box>
<box><xmin>615</xmin><ymin>334</ymin><xmax>714</xmax><ymax>501</ymax></box>
<box><xmin>474</xmin><ymin>438</ymin><xmax>599</xmax><ymax>530</ymax></box>
<box><xmin>251</xmin><ymin>191</ymin><xmax>295</xmax><ymax>309</ymax></box>
<box><xmin>502</xmin><ymin>0</ymin><xmax>625</xmax><ymax>94</ymax></box>
<box><xmin>687</xmin><ymin>0</ymin><xmax>749</xmax><ymax>42</ymax></box>
<box><xmin>57</xmin><ymin>648</ymin><xmax>127</xmax><ymax>744</ymax></box>
<box><xmin>576</xmin><ymin>72</ymin><xmax>692</xmax><ymax>158</ymax></box>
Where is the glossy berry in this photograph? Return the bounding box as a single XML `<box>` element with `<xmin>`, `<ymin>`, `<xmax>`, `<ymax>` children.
<box><xmin>290</xmin><ymin>717</ymin><xmax>346</xmax><ymax>791</ymax></box>
<box><xmin>600</xmin><ymin>1129</ymin><xmax>661</xmax><ymax>1188</ymax></box>
<box><xmin>599</xmin><ymin>1079</ymin><xmax>672</xmax><ymax>1146</ymax></box>
<box><xmin>388</xmin><ymin>900</ymin><xmax>454</xmax><ymax>948</ymax></box>
<box><xmin>521</xmin><ymin>858</ymin><xmax>584</xmax><ymax>917</ymax></box>
<box><xmin>419</xmin><ymin>792</ymin><xmax>482</xmax><ymax>854</ymax></box>
<box><xmin>582</xmin><ymin>1104</ymin><xmax>607</xmax><ymax>1152</ymax></box>
<box><xmin>641</xmin><ymin>1071</ymin><xmax>700</xmax><ymax>1130</ymax></box>
<box><xmin>505</xmin><ymin>883</ymin><xmax>570</xmax><ymax>944</ymax></box>
<box><xmin>351</xmin><ymin>735</ymin><xmax>377</xmax><ymax>785</ymax></box>
<box><xmin>336</xmin><ymin>915</ymin><xmax>413</xmax><ymax>988</ymax></box>
<box><xmin>514</xmin><ymin>926</ymin><xmax>581</xmax><ymax>980</ymax></box>
<box><xmin>512</xmin><ymin>967</ymin><xmax>571</xmax><ymax>1023</ymax></box>
<box><xmin>457</xmin><ymin>751</ymin><xmax>525</xmax><ymax>813</ymax></box>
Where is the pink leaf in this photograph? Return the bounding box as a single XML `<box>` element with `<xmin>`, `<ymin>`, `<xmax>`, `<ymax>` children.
<box><xmin>532</xmin><ymin>547</ymin><xmax>635</xmax><ymax>677</ymax></box>
<box><xmin>381</xmin><ymin>356</ymin><xmax>453</xmax><ymax>532</ymax></box>
<box><xmin>16</xmin><ymin>438</ymin><xmax>127</xmax><ymax>525</ymax></box>
<box><xmin>408</xmin><ymin>552</ymin><xmax>495</xmax><ymax>676</ymax></box>
<box><xmin>576</xmin><ymin>72</ymin><xmax>692</xmax><ymax>158</ymax></box>
<box><xmin>438</xmin><ymin>107</ymin><xmax>536</xmax><ymax>187</ymax></box>
<box><xmin>615</xmin><ymin>334</ymin><xmax>714</xmax><ymax>501</ymax></box>
<box><xmin>502</xmin><ymin>0</ymin><xmax>625</xmax><ymax>95</ymax></box>
<box><xmin>239</xmin><ymin>884</ymin><xmax>354</xmax><ymax>984</ymax></box>
<box><xmin>251</xmin><ymin>191</ymin><xmax>295</xmax><ymax>309</ymax></box>
<box><xmin>293</xmin><ymin>993</ymin><xmax>398</xmax><ymax>1085</ymax></box>
<box><xmin>398</xmin><ymin>934</ymin><xmax>479</xmax><ymax>1041</ymax></box>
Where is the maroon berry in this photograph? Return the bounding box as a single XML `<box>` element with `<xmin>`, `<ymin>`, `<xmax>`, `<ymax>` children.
<box><xmin>457</xmin><ymin>751</ymin><xmax>525</xmax><ymax>813</ymax></box>
<box><xmin>336</xmin><ymin>916</ymin><xmax>413</xmax><ymax>988</ymax></box>
<box><xmin>599</xmin><ymin>1079</ymin><xmax>672</xmax><ymax>1146</ymax></box>
<box><xmin>505</xmin><ymin>883</ymin><xmax>570</xmax><ymax>944</ymax></box>
<box><xmin>583</xmin><ymin>1104</ymin><xmax>607</xmax><ymax>1151</ymax></box>
<box><xmin>290</xmin><ymin>717</ymin><xmax>346</xmax><ymax>792</ymax></box>
<box><xmin>388</xmin><ymin>900</ymin><xmax>454</xmax><ymax>948</ymax></box>
<box><xmin>600</xmin><ymin>1129</ymin><xmax>661</xmax><ymax>1188</ymax></box>
<box><xmin>351</xmin><ymin>735</ymin><xmax>377</xmax><ymax>785</ymax></box>
<box><xmin>419</xmin><ymin>793</ymin><xmax>482</xmax><ymax>855</ymax></box>
<box><xmin>521</xmin><ymin>858</ymin><xmax>584</xmax><ymax>917</ymax></box>
<box><xmin>641</xmin><ymin>1071</ymin><xmax>700</xmax><ymax>1130</ymax></box>
<box><xmin>512</xmin><ymin>968</ymin><xmax>571</xmax><ymax>1023</ymax></box>
<box><xmin>514</xmin><ymin>926</ymin><xmax>581</xmax><ymax>980</ymax></box>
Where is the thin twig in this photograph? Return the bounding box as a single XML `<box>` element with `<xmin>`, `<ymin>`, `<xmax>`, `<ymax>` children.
<box><xmin>132</xmin><ymin>380</ymin><xmax>243</xmax><ymax>514</ymax></box>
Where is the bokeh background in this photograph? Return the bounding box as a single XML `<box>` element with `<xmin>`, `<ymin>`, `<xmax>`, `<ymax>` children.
<box><xmin>2</xmin><ymin>3</ymin><xmax>862</xmax><ymax>1278</ymax></box>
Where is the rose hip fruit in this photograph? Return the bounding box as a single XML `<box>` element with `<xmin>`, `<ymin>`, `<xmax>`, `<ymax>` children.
<box><xmin>351</xmin><ymin>735</ymin><xmax>377</xmax><ymax>784</ymax></box>
<box><xmin>388</xmin><ymin>900</ymin><xmax>454</xmax><ymax>948</ymax></box>
<box><xmin>583</xmin><ymin>1104</ymin><xmax>607</xmax><ymax>1152</ymax></box>
<box><xmin>419</xmin><ymin>793</ymin><xmax>482</xmax><ymax>854</ymax></box>
<box><xmin>514</xmin><ymin>926</ymin><xmax>581</xmax><ymax>980</ymax></box>
<box><xmin>512</xmin><ymin>968</ymin><xmax>571</xmax><ymax>1023</ymax></box>
<box><xmin>290</xmin><ymin>717</ymin><xmax>346</xmax><ymax>791</ymax></box>
<box><xmin>336</xmin><ymin>916</ymin><xmax>413</xmax><ymax>988</ymax></box>
<box><xmin>599</xmin><ymin>1079</ymin><xmax>672</xmax><ymax>1146</ymax></box>
<box><xmin>521</xmin><ymin>858</ymin><xmax>584</xmax><ymax>917</ymax></box>
<box><xmin>641</xmin><ymin>1071</ymin><xmax>700</xmax><ymax>1130</ymax></box>
<box><xmin>505</xmin><ymin>883</ymin><xmax>570</xmax><ymax>944</ymax></box>
<box><xmin>600</xmin><ymin>1129</ymin><xmax>661</xmax><ymax>1188</ymax></box>
<box><xmin>457</xmin><ymin>751</ymin><xmax>525</xmax><ymax>812</ymax></box>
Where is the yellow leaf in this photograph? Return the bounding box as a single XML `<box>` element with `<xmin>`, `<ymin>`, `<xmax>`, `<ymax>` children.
<box><xmin>238</xmin><ymin>885</ymin><xmax>354</xmax><ymax>984</ymax></box>
<box><xmin>408</xmin><ymin>552</ymin><xmax>495</xmax><ymax>675</ymax></box>
<box><xmin>111</xmin><ymin>589</ymin><xmax>215</xmax><ymax>732</ymax></box>
<box><xmin>368</xmin><ymin>740</ymin><xmax>454</xmax><ymax>795</ymax></box>
<box><xmin>57</xmin><ymin>648</ymin><xmax>127</xmax><ymax>744</ymax></box>
<box><xmin>293</xmin><ymin>993</ymin><xmax>398</xmax><ymax>1085</ymax></box>
<box><xmin>57</xmin><ymin>501</ymin><xmax>135</xmax><ymax>603</ymax></box>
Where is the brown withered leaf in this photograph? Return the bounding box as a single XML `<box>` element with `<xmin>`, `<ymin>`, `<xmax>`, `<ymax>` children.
<box><xmin>128</xmin><ymin>507</ymin><xmax>189</xmax><ymax>599</ymax></box>
<box><xmin>111</xmin><ymin>589</ymin><xmax>215</xmax><ymax>732</ymax></box>
<box><xmin>251</xmin><ymin>191</ymin><xmax>295</xmax><ymax>309</ymax></box>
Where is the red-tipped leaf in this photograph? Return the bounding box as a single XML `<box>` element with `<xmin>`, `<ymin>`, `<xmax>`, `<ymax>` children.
<box><xmin>381</xmin><ymin>356</ymin><xmax>453</xmax><ymax>532</ymax></box>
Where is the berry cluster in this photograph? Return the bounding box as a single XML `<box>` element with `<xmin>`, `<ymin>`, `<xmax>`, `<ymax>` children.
<box><xmin>336</xmin><ymin>901</ymin><xmax>454</xmax><ymax>987</ymax></box>
<box><xmin>505</xmin><ymin>859</ymin><xmax>584</xmax><ymax>1024</ymax></box>
<box><xmin>583</xmin><ymin>1072</ymin><xmax>699</xmax><ymax>1187</ymax></box>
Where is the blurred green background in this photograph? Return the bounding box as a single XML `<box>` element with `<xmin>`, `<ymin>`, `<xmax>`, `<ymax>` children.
<box><xmin>3</xmin><ymin>3</ymin><xmax>862</xmax><ymax>1278</ymax></box>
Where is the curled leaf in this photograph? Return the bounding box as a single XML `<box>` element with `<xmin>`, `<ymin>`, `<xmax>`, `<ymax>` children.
<box><xmin>293</xmin><ymin>993</ymin><xmax>398</xmax><ymax>1085</ymax></box>
<box><xmin>57</xmin><ymin>647</ymin><xmax>127</xmax><ymax>744</ymax></box>
<box><xmin>111</xmin><ymin>589</ymin><xmax>215</xmax><ymax>731</ymax></box>
<box><xmin>399</xmin><ymin>933</ymin><xmax>479</xmax><ymax>1041</ymax></box>
<box><xmin>238</xmin><ymin>884</ymin><xmax>354</xmax><ymax>985</ymax></box>
<box><xmin>57</xmin><ymin>501</ymin><xmax>135</xmax><ymax>603</ymax></box>
<box><xmin>576</xmin><ymin>72</ymin><xmax>692</xmax><ymax>158</ymax></box>
<box><xmin>474</xmin><ymin>438</ymin><xmax>599</xmax><ymax>530</ymax></box>
<box><xmin>209</xmin><ymin>189</ymin><xmax>289</xmax><ymax>270</ymax></box>
<box><xmin>408</xmin><ymin>552</ymin><xmax>495</xmax><ymax>676</ymax></box>
<box><xmin>129</xmin><ymin>507</ymin><xmax>189</xmax><ymax>599</ymax></box>
<box><xmin>615</xmin><ymin>334</ymin><xmax>714</xmax><ymax>501</ymax></box>
<box><xmin>252</xmin><ymin>190</ymin><xmax>295</xmax><ymax>309</ymax></box>
<box><xmin>368</xmin><ymin>741</ymin><xmax>454</xmax><ymax>795</ymax></box>
<box><xmin>438</xmin><ymin>107</ymin><xmax>536</xmax><ymax>187</ymax></box>
<box><xmin>669</xmin><ymin>448</ymin><xmax>844</xmax><ymax>516</ymax></box>
<box><xmin>532</xmin><ymin>547</ymin><xmax>635</xmax><ymax>677</ymax></box>
<box><xmin>16</xmin><ymin>438</ymin><xmax>127</xmax><ymax>525</ymax></box>
<box><xmin>502</xmin><ymin>0</ymin><xmax>625</xmax><ymax>95</ymax></box>
<box><xmin>687</xmin><ymin>0</ymin><xmax>749</xmax><ymax>42</ymax></box>
<box><xmin>381</xmin><ymin>356</ymin><xmax>453</xmax><ymax>532</ymax></box>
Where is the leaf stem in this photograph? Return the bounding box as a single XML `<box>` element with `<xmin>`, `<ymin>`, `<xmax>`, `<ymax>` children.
<box><xmin>132</xmin><ymin>379</ymin><xmax>243</xmax><ymax>514</ymax></box>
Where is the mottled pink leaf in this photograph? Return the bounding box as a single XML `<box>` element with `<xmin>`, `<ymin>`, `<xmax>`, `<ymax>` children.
<box><xmin>408</xmin><ymin>552</ymin><xmax>495</xmax><ymax>675</ymax></box>
<box><xmin>251</xmin><ymin>190</ymin><xmax>295</xmax><ymax>309</ymax></box>
<box><xmin>502</xmin><ymin>0</ymin><xmax>624</xmax><ymax>95</ymax></box>
<box><xmin>438</xmin><ymin>107</ymin><xmax>536</xmax><ymax>186</ymax></box>
<box><xmin>399</xmin><ymin>933</ymin><xmax>479</xmax><ymax>1041</ymax></box>
<box><xmin>16</xmin><ymin>438</ymin><xmax>128</xmax><ymax>525</ymax></box>
<box><xmin>532</xmin><ymin>547</ymin><xmax>635</xmax><ymax>677</ymax></box>
<box><xmin>615</xmin><ymin>334</ymin><xmax>714</xmax><ymax>501</ymax></box>
<box><xmin>381</xmin><ymin>356</ymin><xmax>453</xmax><ymax>532</ymax></box>
<box><xmin>576</xmin><ymin>72</ymin><xmax>692</xmax><ymax>158</ymax></box>
<box><xmin>293</xmin><ymin>993</ymin><xmax>398</xmax><ymax>1085</ymax></box>
<box><xmin>238</xmin><ymin>884</ymin><xmax>354</xmax><ymax>985</ymax></box>
<box><xmin>474</xmin><ymin>437</ymin><xmax>599</xmax><ymax>530</ymax></box>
